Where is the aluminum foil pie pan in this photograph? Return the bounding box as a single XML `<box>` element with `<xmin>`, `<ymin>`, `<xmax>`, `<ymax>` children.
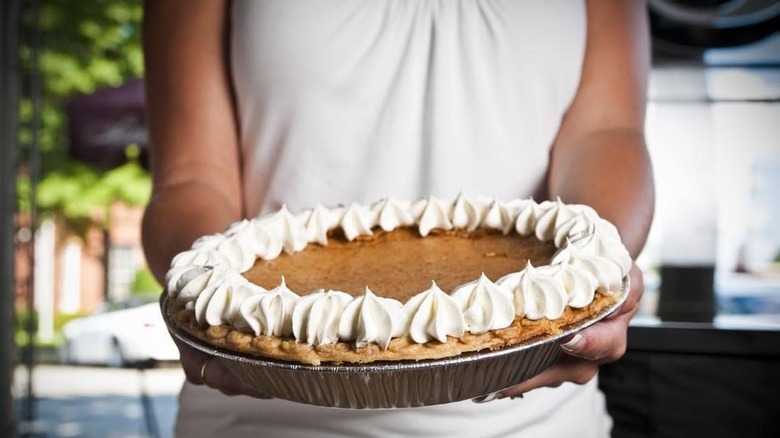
<box><xmin>162</xmin><ymin>277</ymin><xmax>629</xmax><ymax>409</ymax></box>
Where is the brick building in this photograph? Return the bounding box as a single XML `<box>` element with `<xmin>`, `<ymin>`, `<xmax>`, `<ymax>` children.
<box><xmin>14</xmin><ymin>202</ymin><xmax>147</xmax><ymax>340</ymax></box>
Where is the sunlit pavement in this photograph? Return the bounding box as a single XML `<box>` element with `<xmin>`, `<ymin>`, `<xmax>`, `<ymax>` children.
<box><xmin>13</xmin><ymin>364</ymin><xmax>185</xmax><ymax>438</ymax></box>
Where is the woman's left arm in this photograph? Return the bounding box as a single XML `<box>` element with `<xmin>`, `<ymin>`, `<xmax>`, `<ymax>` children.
<box><xmin>550</xmin><ymin>0</ymin><xmax>654</xmax><ymax>256</ymax></box>
<box><xmin>497</xmin><ymin>0</ymin><xmax>655</xmax><ymax>397</ymax></box>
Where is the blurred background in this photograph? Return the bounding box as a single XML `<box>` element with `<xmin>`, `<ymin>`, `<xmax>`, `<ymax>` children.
<box><xmin>1</xmin><ymin>1</ymin><xmax>779</xmax><ymax>437</ymax></box>
<box><xmin>3</xmin><ymin>2</ymin><xmax>182</xmax><ymax>437</ymax></box>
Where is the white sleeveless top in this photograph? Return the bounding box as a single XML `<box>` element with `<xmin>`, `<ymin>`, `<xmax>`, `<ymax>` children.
<box><xmin>176</xmin><ymin>1</ymin><xmax>612</xmax><ymax>437</ymax></box>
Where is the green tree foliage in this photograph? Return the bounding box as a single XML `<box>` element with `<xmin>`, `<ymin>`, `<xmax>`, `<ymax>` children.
<box><xmin>130</xmin><ymin>266</ymin><xmax>163</xmax><ymax>301</ymax></box>
<box><xmin>17</xmin><ymin>0</ymin><xmax>148</xmax><ymax>234</ymax></box>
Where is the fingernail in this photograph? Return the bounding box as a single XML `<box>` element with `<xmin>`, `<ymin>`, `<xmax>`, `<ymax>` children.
<box><xmin>472</xmin><ymin>391</ymin><xmax>500</xmax><ymax>403</ymax></box>
<box><xmin>560</xmin><ymin>333</ymin><xmax>584</xmax><ymax>353</ymax></box>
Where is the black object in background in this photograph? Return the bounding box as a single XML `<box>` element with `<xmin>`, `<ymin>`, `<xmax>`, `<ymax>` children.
<box><xmin>657</xmin><ymin>265</ymin><xmax>716</xmax><ymax>322</ymax></box>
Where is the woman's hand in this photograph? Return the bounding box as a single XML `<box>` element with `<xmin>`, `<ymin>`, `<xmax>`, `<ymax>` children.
<box><xmin>175</xmin><ymin>337</ymin><xmax>272</xmax><ymax>399</ymax></box>
<box><xmin>475</xmin><ymin>262</ymin><xmax>643</xmax><ymax>402</ymax></box>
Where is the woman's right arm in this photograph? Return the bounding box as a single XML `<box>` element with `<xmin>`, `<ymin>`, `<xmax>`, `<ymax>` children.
<box><xmin>142</xmin><ymin>0</ymin><xmax>262</xmax><ymax>396</ymax></box>
<box><xmin>141</xmin><ymin>0</ymin><xmax>244</xmax><ymax>283</ymax></box>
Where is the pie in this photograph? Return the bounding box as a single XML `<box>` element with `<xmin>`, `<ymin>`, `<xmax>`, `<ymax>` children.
<box><xmin>164</xmin><ymin>195</ymin><xmax>631</xmax><ymax>366</ymax></box>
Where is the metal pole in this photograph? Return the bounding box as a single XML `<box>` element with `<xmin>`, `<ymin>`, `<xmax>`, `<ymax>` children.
<box><xmin>137</xmin><ymin>364</ymin><xmax>160</xmax><ymax>438</ymax></box>
<box><xmin>23</xmin><ymin>0</ymin><xmax>42</xmax><ymax>433</ymax></box>
<box><xmin>1</xmin><ymin>0</ymin><xmax>21</xmax><ymax>436</ymax></box>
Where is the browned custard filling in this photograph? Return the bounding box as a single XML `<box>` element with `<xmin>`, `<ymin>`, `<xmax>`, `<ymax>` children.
<box><xmin>243</xmin><ymin>227</ymin><xmax>557</xmax><ymax>302</ymax></box>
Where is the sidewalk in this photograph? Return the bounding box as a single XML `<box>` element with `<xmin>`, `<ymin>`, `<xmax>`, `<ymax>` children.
<box><xmin>13</xmin><ymin>364</ymin><xmax>185</xmax><ymax>438</ymax></box>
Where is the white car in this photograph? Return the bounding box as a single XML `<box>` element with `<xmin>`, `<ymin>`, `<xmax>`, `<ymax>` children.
<box><xmin>60</xmin><ymin>302</ymin><xmax>180</xmax><ymax>367</ymax></box>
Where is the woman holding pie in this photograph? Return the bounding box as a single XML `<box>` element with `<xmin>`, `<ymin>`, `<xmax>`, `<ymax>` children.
<box><xmin>142</xmin><ymin>1</ymin><xmax>654</xmax><ymax>436</ymax></box>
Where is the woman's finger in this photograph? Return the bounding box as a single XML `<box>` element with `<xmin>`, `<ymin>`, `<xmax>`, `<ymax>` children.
<box><xmin>174</xmin><ymin>337</ymin><xmax>210</xmax><ymax>385</ymax></box>
<box><xmin>173</xmin><ymin>337</ymin><xmax>272</xmax><ymax>398</ymax></box>
<box><xmin>559</xmin><ymin>312</ymin><xmax>630</xmax><ymax>362</ymax></box>
<box><xmin>207</xmin><ymin>357</ymin><xmax>273</xmax><ymax>398</ymax></box>
<box><xmin>474</xmin><ymin>355</ymin><xmax>599</xmax><ymax>402</ymax></box>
